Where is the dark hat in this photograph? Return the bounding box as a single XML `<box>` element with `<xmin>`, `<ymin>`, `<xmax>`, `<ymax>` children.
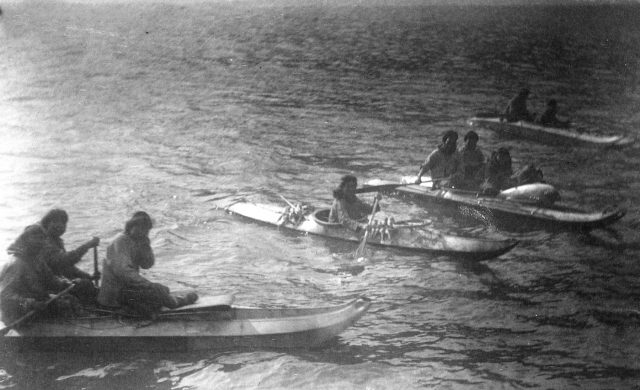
<box><xmin>442</xmin><ymin>130</ymin><xmax>458</xmax><ymax>143</ymax></box>
<box><xmin>547</xmin><ymin>98</ymin><xmax>557</xmax><ymax>106</ymax></box>
<box><xmin>125</xmin><ymin>211</ymin><xmax>153</xmax><ymax>233</ymax></box>
<box><xmin>519</xmin><ymin>88</ymin><xmax>530</xmax><ymax>96</ymax></box>
<box><xmin>464</xmin><ymin>130</ymin><xmax>479</xmax><ymax>142</ymax></box>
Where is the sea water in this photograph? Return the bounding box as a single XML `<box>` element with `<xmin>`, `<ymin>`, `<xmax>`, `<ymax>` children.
<box><xmin>1</xmin><ymin>1</ymin><xmax>640</xmax><ymax>389</ymax></box>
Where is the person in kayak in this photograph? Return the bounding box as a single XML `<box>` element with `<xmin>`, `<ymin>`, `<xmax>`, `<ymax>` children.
<box><xmin>1</xmin><ymin>225</ymin><xmax>80</xmax><ymax>325</ymax></box>
<box><xmin>329</xmin><ymin>175</ymin><xmax>381</xmax><ymax>231</ymax></box>
<box><xmin>504</xmin><ymin>88</ymin><xmax>535</xmax><ymax>122</ymax></box>
<box><xmin>481</xmin><ymin>147</ymin><xmax>513</xmax><ymax>195</ymax></box>
<box><xmin>414</xmin><ymin>130</ymin><xmax>461</xmax><ymax>187</ymax></box>
<box><xmin>451</xmin><ymin>130</ymin><xmax>485</xmax><ymax>190</ymax></box>
<box><xmin>36</xmin><ymin>209</ymin><xmax>100</xmax><ymax>304</ymax></box>
<box><xmin>97</xmin><ymin>211</ymin><xmax>198</xmax><ymax>319</ymax></box>
<box><xmin>537</xmin><ymin>99</ymin><xmax>570</xmax><ymax>128</ymax></box>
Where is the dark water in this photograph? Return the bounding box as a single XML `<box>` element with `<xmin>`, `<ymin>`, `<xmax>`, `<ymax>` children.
<box><xmin>1</xmin><ymin>1</ymin><xmax>640</xmax><ymax>389</ymax></box>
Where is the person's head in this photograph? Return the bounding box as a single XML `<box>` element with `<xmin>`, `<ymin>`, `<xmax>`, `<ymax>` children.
<box><xmin>441</xmin><ymin>130</ymin><xmax>458</xmax><ymax>154</ymax></box>
<box><xmin>547</xmin><ymin>99</ymin><xmax>557</xmax><ymax>107</ymax></box>
<box><xmin>463</xmin><ymin>131</ymin><xmax>479</xmax><ymax>149</ymax></box>
<box><xmin>40</xmin><ymin>209</ymin><xmax>68</xmax><ymax>238</ymax></box>
<box><xmin>519</xmin><ymin>88</ymin><xmax>530</xmax><ymax>97</ymax></box>
<box><xmin>125</xmin><ymin>211</ymin><xmax>153</xmax><ymax>239</ymax></box>
<box><xmin>333</xmin><ymin>175</ymin><xmax>358</xmax><ymax>199</ymax></box>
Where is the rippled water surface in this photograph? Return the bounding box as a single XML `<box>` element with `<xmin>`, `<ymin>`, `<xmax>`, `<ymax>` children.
<box><xmin>1</xmin><ymin>1</ymin><xmax>640</xmax><ymax>389</ymax></box>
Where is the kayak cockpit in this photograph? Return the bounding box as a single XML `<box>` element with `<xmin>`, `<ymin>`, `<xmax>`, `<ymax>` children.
<box><xmin>312</xmin><ymin>208</ymin><xmax>341</xmax><ymax>227</ymax></box>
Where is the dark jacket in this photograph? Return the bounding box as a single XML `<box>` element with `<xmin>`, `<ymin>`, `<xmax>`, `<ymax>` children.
<box><xmin>0</xmin><ymin>254</ymin><xmax>68</xmax><ymax>324</ymax></box>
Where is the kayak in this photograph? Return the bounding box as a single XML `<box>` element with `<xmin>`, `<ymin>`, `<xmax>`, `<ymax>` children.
<box><xmin>0</xmin><ymin>295</ymin><xmax>371</xmax><ymax>352</ymax></box>
<box><xmin>225</xmin><ymin>201</ymin><xmax>518</xmax><ymax>260</ymax></box>
<box><xmin>364</xmin><ymin>178</ymin><xmax>626</xmax><ymax>231</ymax></box>
<box><xmin>467</xmin><ymin>116</ymin><xmax>635</xmax><ymax>148</ymax></box>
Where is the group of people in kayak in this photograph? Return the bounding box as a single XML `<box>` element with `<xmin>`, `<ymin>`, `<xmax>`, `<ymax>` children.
<box><xmin>416</xmin><ymin>129</ymin><xmax>544</xmax><ymax>194</ymax></box>
<box><xmin>328</xmin><ymin>128</ymin><xmax>546</xmax><ymax>232</ymax></box>
<box><xmin>0</xmin><ymin>210</ymin><xmax>198</xmax><ymax>326</ymax></box>
<box><xmin>504</xmin><ymin>87</ymin><xmax>570</xmax><ymax>128</ymax></box>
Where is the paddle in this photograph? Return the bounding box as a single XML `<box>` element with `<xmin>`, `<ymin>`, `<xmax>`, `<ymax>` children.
<box><xmin>93</xmin><ymin>246</ymin><xmax>99</xmax><ymax>287</ymax></box>
<box><xmin>279</xmin><ymin>194</ymin><xmax>295</xmax><ymax>208</ymax></box>
<box><xmin>0</xmin><ymin>283</ymin><xmax>76</xmax><ymax>336</ymax></box>
<box><xmin>355</xmin><ymin>178</ymin><xmax>443</xmax><ymax>194</ymax></box>
<box><xmin>355</xmin><ymin>194</ymin><xmax>381</xmax><ymax>260</ymax></box>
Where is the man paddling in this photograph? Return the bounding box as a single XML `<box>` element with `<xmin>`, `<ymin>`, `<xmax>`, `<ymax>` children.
<box><xmin>329</xmin><ymin>175</ymin><xmax>381</xmax><ymax>231</ymax></box>
<box><xmin>97</xmin><ymin>211</ymin><xmax>198</xmax><ymax>319</ymax></box>
<box><xmin>415</xmin><ymin>130</ymin><xmax>461</xmax><ymax>187</ymax></box>
<box><xmin>36</xmin><ymin>209</ymin><xmax>100</xmax><ymax>304</ymax></box>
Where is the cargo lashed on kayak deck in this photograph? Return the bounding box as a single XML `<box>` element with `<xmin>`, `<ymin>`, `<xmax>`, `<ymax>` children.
<box><xmin>224</xmin><ymin>201</ymin><xmax>517</xmax><ymax>260</ymax></box>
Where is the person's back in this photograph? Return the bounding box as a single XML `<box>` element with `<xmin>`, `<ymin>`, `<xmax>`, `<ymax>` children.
<box><xmin>504</xmin><ymin>88</ymin><xmax>534</xmax><ymax>122</ymax></box>
<box><xmin>537</xmin><ymin>99</ymin><xmax>569</xmax><ymax>128</ymax></box>
<box><xmin>481</xmin><ymin>148</ymin><xmax>513</xmax><ymax>195</ymax></box>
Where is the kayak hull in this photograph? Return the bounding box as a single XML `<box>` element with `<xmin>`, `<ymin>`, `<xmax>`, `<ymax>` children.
<box><xmin>467</xmin><ymin>116</ymin><xmax>634</xmax><ymax>148</ymax></box>
<box><xmin>0</xmin><ymin>297</ymin><xmax>371</xmax><ymax>352</ymax></box>
<box><xmin>225</xmin><ymin>202</ymin><xmax>517</xmax><ymax>260</ymax></box>
<box><xmin>366</xmin><ymin>179</ymin><xmax>625</xmax><ymax>231</ymax></box>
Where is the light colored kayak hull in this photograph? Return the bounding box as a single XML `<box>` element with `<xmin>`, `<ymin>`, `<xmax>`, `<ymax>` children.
<box><xmin>366</xmin><ymin>179</ymin><xmax>625</xmax><ymax>230</ymax></box>
<box><xmin>225</xmin><ymin>202</ymin><xmax>517</xmax><ymax>260</ymax></box>
<box><xmin>0</xmin><ymin>298</ymin><xmax>371</xmax><ymax>352</ymax></box>
<box><xmin>468</xmin><ymin>116</ymin><xmax>634</xmax><ymax>147</ymax></box>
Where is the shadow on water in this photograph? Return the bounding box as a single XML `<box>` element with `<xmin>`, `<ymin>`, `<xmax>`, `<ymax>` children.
<box><xmin>0</xmin><ymin>342</ymin><xmax>372</xmax><ymax>389</ymax></box>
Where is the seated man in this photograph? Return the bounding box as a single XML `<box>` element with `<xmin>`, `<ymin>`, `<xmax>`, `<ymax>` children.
<box><xmin>36</xmin><ymin>209</ymin><xmax>100</xmax><ymax>304</ymax></box>
<box><xmin>504</xmin><ymin>88</ymin><xmax>535</xmax><ymax>122</ymax></box>
<box><xmin>97</xmin><ymin>211</ymin><xmax>197</xmax><ymax>318</ymax></box>
<box><xmin>450</xmin><ymin>130</ymin><xmax>485</xmax><ymax>190</ymax></box>
<box><xmin>329</xmin><ymin>175</ymin><xmax>381</xmax><ymax>231</ymax></box>
<box><xmin>481</xmin><ymin>147</ymin><xmax>514</xmax><ymax>195</ymax></box>
<box><xmin>415</xmin><ymin>130</ymin><xmax>461</xmax><ymax>187</ymax></box>
<box><xmin>537</xmin><ymin>99</ymin><xmax>570</xmax><ymax>128</ymax></box>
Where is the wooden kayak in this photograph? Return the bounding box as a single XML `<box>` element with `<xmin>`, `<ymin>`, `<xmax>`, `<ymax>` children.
<box><xmin>467</xmin><ymin>116</ymin><xmax>635</xmax><ymax>148</ymax></box>
<box><xmin>364</xmin><ymin>179</ymin><xmax>626</xmax><ymax>231</ymax></box>
<box><xmin>0</xmin><ymin>295</ymin><xmax>371</xmax><ymax>352</ymax></box>
<box><xmin>225</xmin><ymin>202</ymin><xmax>518</xmax><ymax>260</ymax></box>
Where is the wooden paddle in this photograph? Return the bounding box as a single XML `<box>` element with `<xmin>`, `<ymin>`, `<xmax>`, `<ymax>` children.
<box><xmin>355</xmin><ymin>194</ymin><xmax>381</xmax><ymax>259</ymax></box>
<box><xmin>93</xmin><ymin>246</ymin><xmax>99</xmax><ymax>287</ymax></box>
<box><xmin>355</xmin><ymin>177</ymin><xmax>446</xmax><ymax>194</ymax></box>
<box><xmin>0</xmin><ymin>283</ymin><xmax>76</xmax><ymax>336</ymax></box>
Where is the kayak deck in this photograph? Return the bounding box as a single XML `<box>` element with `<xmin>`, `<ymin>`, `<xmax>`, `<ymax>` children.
<box><xmin>1</xmin><ymin>297</ymin><xmax>371</xmax><ymax>352</ymax></box>
<box><xmin>225</xmin><ymin>201</ymin><xmax>517</xmax><ymax>260</ymax></box>
<box><xmin>467</xmin><ymin>116</ymin><xmax>634</xmax><ymax>147</ymax></box>
<box><xmin>364</xmin><ymin>179</ymin><xmax>625</xmax><ymax>230</ymax></box>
